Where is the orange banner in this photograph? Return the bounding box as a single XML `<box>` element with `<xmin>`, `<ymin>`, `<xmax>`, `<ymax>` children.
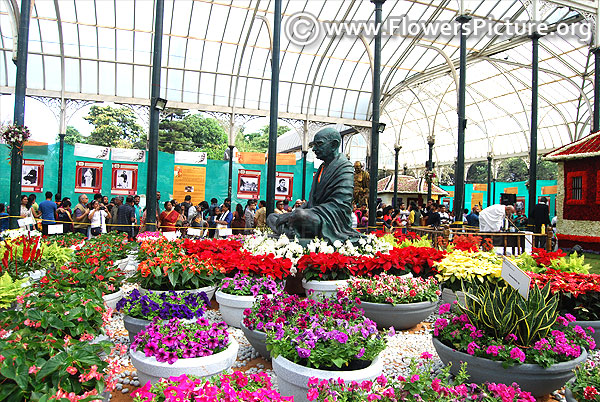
<box><xmin>473</xmin><ymin>184</ymin><xmax>488</xmax><ymax>191</ymax></box>
<box><xmin>276</xmin><ymin>153</ymin><xmax>296</xmax><ymax>165</ymax></box>
<box><xmin>447</xmin><ymin>191</ymin><xmax>454</xmax><ymax>197</ymax></box>
<box><xmin>504</xmin><ymin>187</ymin><xmax>519</xmax><ymax>194</ymax></box>
<box><xmin>471</xmin><ymin>192</ymin><xmax>483</xmax><ymax>206</ymax></box>
<box><xmin>238</xmin><ymin>152</ymin><xmax>296</xmax><ymax>166</ymax></box>
<box><xmin>173</xmin><ymin>165</ymin><xmax>206</xmax><ymax>205</ymax></box>
<box><xmin>542</xmin><ymin>185</ymin><xmax>557</xmax><ymax>195</ymax></box>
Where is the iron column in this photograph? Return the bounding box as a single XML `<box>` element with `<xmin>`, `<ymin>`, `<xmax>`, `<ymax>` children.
<box><xmin>594</xmin><ymin>48</ymin><xmax>600</xmax><ymax>132</ymax></box>
<box><xmin>454</xmin><ymin>13</ymin><xmax>471</xmax><ymax>222</ymax></box>
<box><xmin>266</xmin><ymin>0</ymin><xmax>282</xmax><ymax>216</ymax></box>
<box><xmin>368</xmin><ymin>0</ymin><xmax>386</xmax><ymax>230</ymax></box>
<box><xmin>427</xmin><ymin>136</ymin><xmax>434</xmax><ymax>202</ymax></box>
<box><xmin>393</xmin><ymin>145</ymin><xmax>400</xmax><ymax>208</ymax></box>
<box><xmin>58</xmin><ymin>132</ymin><xmax>65</xmax><ymax>197</ymax></box>
<box><xmin>9</xmin><ymin>0</ymin><xmax>32</xmax><ymax>229</ymax></box>
<box><xmin>487</xmin><ymin>153</ymin><xmax>492</xmax><ymax>207</ymax></box>
<box><xmin>227</xmin><ymin>145</ymin><xmax>234</xmax><ymax>200</ymax></box>
<box><xmin>529</xmin><ymin>32</ymin><xmax>541</xmax><ymax>220</ymax></box>
<box><xmin>145</xmin><ymin>0</ymin><xmax>164</xmax><ymax>232</ymax></box>
<box><xmin>301</xmin><ymin>150</ymin><xmax>308</xmax><ymax>200</ymax></box>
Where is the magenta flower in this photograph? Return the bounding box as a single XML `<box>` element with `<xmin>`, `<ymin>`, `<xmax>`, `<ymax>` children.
<box><xmin>509</xmin><ymin>347</ymin><xmax>526</xmax><ymax>362</ymax></box>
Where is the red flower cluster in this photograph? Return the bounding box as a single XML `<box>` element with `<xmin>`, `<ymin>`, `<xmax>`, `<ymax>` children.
<box><xmin>528</xmin><ymin>269</ymin><xmax>600</xmax><ymax>297</ymax></box>
<box><xmin>531</xmin><ymin>248</ymin><xmax>566</xmax><ymax>267</ymax></box>
<box><xmin>183</xmin><ymin>239</ymin><xmax>291</xmax><ymax>279</ymax></box>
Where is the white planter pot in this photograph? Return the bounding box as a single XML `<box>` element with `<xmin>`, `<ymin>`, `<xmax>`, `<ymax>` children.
<box><xmin>301</xmin><ymin>279</ymin><xmax>348</xmax><ymax>300</ymax></box>
<box><xmin>140</xmin><ymin>286</ymin><xmax>217</xmax><ymax>301</ymax></box>
<box><xmin>272</xmin><ymin>354</ymin><xmax>383</xmax><ymax>402</ymax></box>
<box><xmin>102</xmin><ymin>289</ymin><xmax>123</xmax><ymax>310</ymax></box>
<box><xmin>359</xmin><ymin>300</ymin><xmax>437</xmax><ymax>330</ymax></box>
<box><xmin>131</xmin><ymin>337</ymin><xmax>239</xmax><ymax>386</ymax></box>
<box><xmin>215</xmin><ymin>290</ymin><xmax>255</xmax><ymax>328</ymax></box>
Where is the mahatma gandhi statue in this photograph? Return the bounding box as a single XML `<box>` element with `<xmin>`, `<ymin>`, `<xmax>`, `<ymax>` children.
<box><xmin>267</xmin><ymin>127</ymin><xmax>363</xmax><ymax>244</ymax></box>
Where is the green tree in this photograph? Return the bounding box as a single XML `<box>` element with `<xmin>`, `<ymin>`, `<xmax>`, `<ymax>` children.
<box><xmin>83</xmin><ymin>106</ymin><xmax>146</xmax><ymax>148</ymax></box>
<box><xmin>56</xmin><ymin>126</ymin><xmax>84</xmax><ymax>145</ymax></box>
<box><xmin>537</xmin><ymin>157</ymin><xmax>557</xmax><ymax>180</ymax></box>
<box><xmin>497</xmin><ymin>158</ymin><xmax>529</xmax><ymax>182</ymax></box>
<box><xmin>235</xmin><ymin>125</ymin><xmax>291</xmax><ymax>153</ymax></box>
<box><xmin>439</xmin><ymin>164</ymin><xmax>456</xmax><ymax>186</ymax></box>
<box><xmin>182</xmin><ymin>115</ymin><xmax>228</xmax><ymax>159</ymax></box>
<box><xmin>466</xmin><ymin>161</ymin><xmax>488</xmax><ymax>183</ymax></box>
<box><xmin>158</xmin><ymin>109</ymin><xmax>195</xmax><ymax>153</ymax></box>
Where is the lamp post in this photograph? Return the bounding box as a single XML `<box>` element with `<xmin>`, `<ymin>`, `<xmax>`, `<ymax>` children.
<box><xmin>487</xmin><ymin>153</ymin><xmax>492</xmax><ymax>207</ymax></box>
<box><xmin>528</xmin><ymin>0</ymin><xmax>541</xmax><ymax>221</ymax></box>
<box><xmin>426</xmin><ymin>135</ymin><xmax>435</xmax><ymax>202</ymax></box>
<box><xmin>393</xmin><ymin>144</ymin><xmax>401</xmax><ymax>208</ymax></box>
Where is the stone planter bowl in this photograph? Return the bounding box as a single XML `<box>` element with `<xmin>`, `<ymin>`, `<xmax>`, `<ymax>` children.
<box><xmin>102</xmin><ymin>288</ymin><xmax>123</xmax><ymax>310</ymax></box>
<box><xmin>433</xmin><ymin>337</ymin><xmax>587</xmax><ymax>397</ymax></box>
<box><xmin>359</xmin><ymin>300</ymin><xmax>437</xmax><ymax>330</ymax></box>
<box><xmin>240</xmin><ymin>321</ymin><xmax>270</xmax><ymax>359</ymax></box>
<box><xmin>440</xmin><ymin>288</ymin><xmax>466</xmax><ymax>307</ymax></box>
<box><xmin>140</xmin><ymin>286</ymin><xmax>217</xmax><ymax>301</ymax></box>
<box><xmin>131</xmin><ymin>337</ymin><xmax>239</xmax><ymax>386</ymax></box>
<box><xmin>570</xmin><ymin>319</ymin><xmax>600</xmax><ymax>347</ymax></box>
<box><xmin>215</xmin><ymin>291</ymin><xmax>255</xmax><ymax>328</ymax></box>
<box><xmin>301</xmin><ymin>279</ymin><xmax>348</xmax><ymax>301</ymax></box>
<box><xmin>273</xmin><ymin>354</ymin><xmax>383</xmax><ymax>402</ymax></box>
<box><xmin>123</xmin><ymin>315</ymin><xmax>151</xmax><ymax>343</ymax></box>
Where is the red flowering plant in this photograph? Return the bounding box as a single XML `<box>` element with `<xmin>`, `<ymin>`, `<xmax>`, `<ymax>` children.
<box><xmin>40</xmin><ymin>261</ymin><xmax>126</xmax><ymax>298</ymax></box>
<box><xmin>297</xmin><ymin>252</ymin><xmax>358</xmax><ymax>281</ymax></box>
<box><xmin>306</xmin><ymin>356</ymin><xmax>536</xmax><ymax>402</ymax></box>
<box><xmin>43</xmin><ymin>232</ymin><xmax>86</xmax><ymax>248</ymax></box>
<box><xmin>433</xmin><ymin>282</ymin><xmax>595</xmax><ymax>369</ymax></box>
<box><xmin>529</xmin><ymin>269</ymin><xmax>600</xmax><ymax>321</ymax></box>
<box><xmin>340</xmin><ymin>274</ymin><xmax>440</xmax><ymax>305</ymax></box>
<box><xmin>531</xmin><ymin>248</ymin><xmax>567</xmax><ymax>268</ymax></box>
<box><xmin>451</xmin><ymin>234</ymin><xmax>493</xmax><ymax>252</ymax></box>
<box><xmin>131</xmin><ymin>372</ymin><xmax>292</xmax><ymax>402</ymax></box>
<box><xmin>568</xmin><ymin>360</ymin><xmax>600</xmax><ymax>402</ymax></box>
<box><xmin>0</xmin><ymin>234</ymin><xmax>44</xmax><ymax>279</ymax></box>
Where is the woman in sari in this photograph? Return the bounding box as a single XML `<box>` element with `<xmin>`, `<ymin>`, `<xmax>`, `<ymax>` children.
<box><xmin>159</xmin><ymin>201</ymin><xmax>178</xmax><ymax>232</ymax></box>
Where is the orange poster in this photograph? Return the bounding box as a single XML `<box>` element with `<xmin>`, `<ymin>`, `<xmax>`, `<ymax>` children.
<box><xmin>239</xmin><ymin>152</ymin><xmax>265</xmax><ymax>165</ymax></box>
<box><xmin>447</xmin><ymin>191</ymin><xmax>454</xmax><ymax>197</ymax></box>
<box><xmin>503</xmin><ymin>187</ymin><xmax>519</xmax><ymax>194</ymax></box>
<box><xmin>473</xmin><ymin>184</ymin><xmax>488</xmax><ymax>192</ymax></box>
<box><xmin>471</xmin><ymin>192</ymin><xmax>483</xmax><ymax>207</ymax></box>
<box><xmin>276</xmin><ymin>153</ymin><xmax>296</xmax><ymax>165</ymax></box>
<box><xmin>173</xmin><ymin>165</ymin><xmax>206</xmax><ymax>205</ymax></box>
<box><xmin>542</xmin><ymin>185</ymin><xmax>557</xmax><ymax>195</ymax></box>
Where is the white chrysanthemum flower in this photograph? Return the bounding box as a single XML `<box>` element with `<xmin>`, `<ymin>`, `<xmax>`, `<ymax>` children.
<box><xmin>333</xmin><ymin>240</ymin><xmax>343</xmax><ymax>249</ymax></box>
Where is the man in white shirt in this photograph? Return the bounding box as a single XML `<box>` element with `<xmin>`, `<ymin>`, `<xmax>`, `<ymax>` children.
<box><xmin>479</xmin><ymin>204</ymin><xmax>516</xmax><ymax>232</ymax></box>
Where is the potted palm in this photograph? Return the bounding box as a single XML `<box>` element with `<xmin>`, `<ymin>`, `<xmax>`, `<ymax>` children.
<box><xmin>432</xmin><ymin>282</ymin><xmax>595</xmax><ymax>397</ymax></box>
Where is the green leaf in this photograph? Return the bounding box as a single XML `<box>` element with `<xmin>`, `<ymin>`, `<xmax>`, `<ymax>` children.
<box><xmin>37</xmin><ymin>353</ymin><xmax>67</xmax><ymax>379</ymax></box>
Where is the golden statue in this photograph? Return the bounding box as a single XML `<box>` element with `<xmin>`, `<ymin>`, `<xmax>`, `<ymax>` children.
<box><xmin>353</xmin><ymin>161</ymin><xmax>369</xmax><ymax>206</ymax></box>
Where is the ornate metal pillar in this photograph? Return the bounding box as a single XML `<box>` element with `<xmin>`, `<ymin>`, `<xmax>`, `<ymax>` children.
<box><xmin>529</xmin><ymin>2</ymin><xmax>541</xmax><ymax>220</ymax></box>
<box><xmin>393</xmin><ymin>145</ymin><xmax>400</xmax><ymax>207</ymax></box>
<box><xmin>427</xmin><ymin>135</ymin><xmax>435</xmax><ymax>201</ymax></box>
<box><xmin>487</xmin><ymin>153</ymin><xmax>492</xmax><ymax>208</ymax></box>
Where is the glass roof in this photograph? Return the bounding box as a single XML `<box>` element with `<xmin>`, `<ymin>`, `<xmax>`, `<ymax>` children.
<box><xmin>0</xmin><ymin>0</ymin><xmax>596</xmax><ymax>168</ymax></box>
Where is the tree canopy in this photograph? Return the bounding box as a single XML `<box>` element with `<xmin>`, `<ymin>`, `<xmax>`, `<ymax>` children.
<box><xmin>56</xmin><ymin>126</ymin><xmax>84</xmax><ymax>145</ymax></box>
<box><xmin>83</xmin><ymin>106</ymin><xmax>146</xmax><ymax>149</ymax></box>
<box><xmin>235</xmin><ymin>125</ymin><xmax>291</xmax><ymax>153</ymax></box>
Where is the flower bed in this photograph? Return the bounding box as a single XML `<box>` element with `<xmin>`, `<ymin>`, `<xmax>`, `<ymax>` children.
<box><xmin>131</xmin><ymin>371</ymin><xmax>292</xmax><ymax>401</ymax></box>
<box><xmin>434</xmin><ymin>250</ymin><xmax>502</xmax><ymax>292</ymax></box>
<box><xmin>219</xmin><ymin>273</ymin><xmax>283</xmax><ymax>296</ymax></box>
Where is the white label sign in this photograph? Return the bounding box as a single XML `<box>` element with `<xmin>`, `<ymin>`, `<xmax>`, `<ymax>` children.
<box><xmin>174</xmin><ymin>151</ymin><xmax>208</xmax><ymax>165</ymax></box>
<box><xmin>501</xmin><ymin>256</ymin><xmax>531</xmax><ymax>300</ymax></box>
<box><xmin>111</xmin><ymin>148</ymin><xmax>146</xmax><ymax>162</ymax></box>
<box><xmin>47</xmin><ymin>224</ymin><xmax>64</xmax><ymax>235</ymax></box>
<box><xmin>74</xmin><ymin>143</ymin><xmax>110</xmax><ymax>160</ymax></box>
<box><xmin>187</xmin><ymin>228</ymin><xmax>203</xmax><ymax>237</ymax></box>
<box><xmin>162</xmin><ymin>231</ymin><xmax>179</xmax><ymax>241</ymax></box>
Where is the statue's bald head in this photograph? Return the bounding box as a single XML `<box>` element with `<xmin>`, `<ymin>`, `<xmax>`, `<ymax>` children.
<box><xmin>313</xmin><ymin>128</ymin><xmax>341</xmax><ymax>145</ymax></box>
<box><xmin>311</xmin><ymin>128</ymin><xmax>341</xmax><ymax>163</ymax></box>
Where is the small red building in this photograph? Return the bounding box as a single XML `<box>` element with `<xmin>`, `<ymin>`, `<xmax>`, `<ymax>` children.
<box><xmin>545</xmin><ymin>131</ymin><xmax>600</xmax><ymax>251</ymax></box>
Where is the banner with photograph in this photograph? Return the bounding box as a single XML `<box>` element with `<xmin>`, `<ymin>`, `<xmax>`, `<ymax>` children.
<box><xmin>173</xmin><ymin>165</ymin><xmax>206</xmax><ymax>205</ymax></box>
<box><xmin>75</xmin><ymin>161</ymin><xmax>103</xmax><ymax>193</ymax></box>
<box><xmin>275</xmin><ymin>171</ymin><xmax>294</xmax><ymax>201</ymax></box>
<box><xmin>111</xmin><ymin>163</ymin><xmax>139</xmax><ymax>195</ymax></box>
<box><xmin>22</xmin><ymin>159</ymin><xmax>44</xmax><ymax>192</ymax></box>
<box><xmin>111</xmin><ymin>148</ymin><xmax>146</xmax><ymax>163</ymax></box>
<box><xmin>74</xmin><ymin>143</ymin><xmax>110</xmax><ymax>160</ymax></box>
<box><xmin>174</xmin><ymin>151</ymin><xmax>208</xmax><ymax>165</ymax></box>
<box><xmin>237</xmin><ymin>169</ymin><xmax>261</xmax><ymax>200</ymax></box>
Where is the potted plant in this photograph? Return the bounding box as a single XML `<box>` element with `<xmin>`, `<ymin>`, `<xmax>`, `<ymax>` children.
<box><xmin>340</xmin><ymin>273</ymin><xmax>440</xmax><ymax>329</ymax></box>
<box><xmin>131</xmin><ymin>371</ymin><xmax>292</xmax><ymax>401</ymax></box>
<box><xmin>434</xmin><ymin>250</ymin><xmax>502</xmax><ymax>305</ymax></box>
<box><xmin>432</xmin><ymin>282</ymin><xmax>595</xmax><ymax>397</ymax></box>
<box><xmin>215</xmin><ymin>273</ymin><xmax>283</xmax><ymax>328</ymax></box>
<box><xmin>306</xmin><ymin>355</ymin><xmax>536</xmax><ymax>402</ymax></box>
<box><xmin>267</xmin><ymin>294</ymin><xmax>388</xmax><ymax>402</ymax></box>
<box><xmin>116</xmin><ymin>288</ymin><xmax>211</xmax><ymax>341</ymax></box>
<box><xmin>529</xmin><ymin>269</ymin><xmax>600</xmax><ymax>345</ymax></box>
<box><xmin>297</xmin><ymin>252</ymin><xmax>356</xmax><ymax>299</ymax></box>
<box><xmin>0</xmin><ymin>272</ymin><xmax>28</xmax><ymax>310</ymax></box>
<box><xmin>566</xmin><ymin>360</ymin><xmax>600</xmax><ymax>402</ymax></box>
<box><xmin>129</xmin><ymin>317</ymin><xmax>238</xmax><ymax>385</ymax></box>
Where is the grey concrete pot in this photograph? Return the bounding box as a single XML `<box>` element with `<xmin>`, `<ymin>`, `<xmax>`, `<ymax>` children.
<box><xmin>273</xmin><ymin>354</ymin><xmax>383</xmax><ymax>402</ymax></box>
<box><xmin>564</xmin><ymin>380</ymin><xmax>578</xmax><ymax>402</ymax></box>
<box><xmin>131</xmin><ymin>337</ymin><xmax>238</xmax><ymax>386</ymax></box>
<box><xmin>215</xmin><ymin>291</ymin><xmax>255</xmax><ymax>328</ymax></box>
<box><xmin>440</xmin><ymin>288</ymin><xmax>466</xmax><ymax>307</ymax></box>
<box><xmin>432</xmin><ymin>337</ymin><xmax>587</xmax><ymax>397</ymax></box>
<box><xmin>571</xmin><ymin>319</ymin><xmax>600</xmax><ymax>347</ymax></box>
<box><xmin>102</xmin><ymin>288</ymin><xmax>123</xmax><ymax>310</ymax></box>
<box><xmin>240</xmin><ymin>321</ymin><xmax>270</xmax><ymax>359</ymax></box>
<box><xmin>123</xmin><ymin>315</ymin><xmax>151</xmax><ymax>343</ymax></box>
<box><xmin>359</xmin><ymin>299</ymin><xmax>437</xmax><ymax>330</ymax></box>
<box><xmin>301</xmin><ymin>279</ymin><xmax>348</xmax><ymax>301</ymax></box>
<box><xmin>140</xmin><ymin>286</ymin><xmax>217</xmax><ymax>301</ymax></box>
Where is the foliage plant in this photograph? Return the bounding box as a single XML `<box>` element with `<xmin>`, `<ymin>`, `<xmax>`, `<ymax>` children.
<box><xmin>433</xmin><ymin>284</ymin><xmax>595</xmax><ymax>368</ymax></box>
<box><xmin>131</xmin><ymin>371</ymin><xmax>292</xmax><ymax>402</ymax></box>
<box><xmin>0</xmin><ymin>272</ymin><xmax>28</xmax><ymax>308</ymax></box>
<box><xmin>528</xmin><ymin>269</ymin><xmax>600</xmax><ymax>321</ymax></box>
<box><xmin>116</xmin><ymin>288</ymin><xmax>211</xmax><ymax>321</ymax></box>
<box><xmin>568</xmin><ymin>360</ymin><xmax>600</xmax><ymax>402</ymax></box>
<box><xmin>434</xmin><ymin>250</ymin><xmax>502</xmax><ymax>292</ymax></box>
<box><xmin>131</xmin><ymin>318</ymin><xmax>231</xmax><ymax>364</ymax></box>
<box><xmin>265</xmin><ymin>294</ymin><xmax>388</xmax><ymax>369</ymax></box>
<box><xmin>306</xmin><ymin>356</ymin><xmax>536</xmax><ymax>402</ymax></box>
<box><xmin>41</xmin><ymin>261</ymin><xmax>126</xmax><ymax>297</ymax></box>
<box><xmin>219</xmin><ymin>273</ymin><xmax>283</xmax><ymax>296</ymax></box>
<box><xmin>340</xmin><ymin>274</ymin><xmax>440</xmax><ymax>305</ymax></box>
<box><xmin>549</xmin><ymin>251</ymin><xmax>591</xmax><ymax>274</ymax></box>
<box><xmin>0</xmin><ymin>329</ymin><xmax>111</xmax><ymax>402</ymax></box>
